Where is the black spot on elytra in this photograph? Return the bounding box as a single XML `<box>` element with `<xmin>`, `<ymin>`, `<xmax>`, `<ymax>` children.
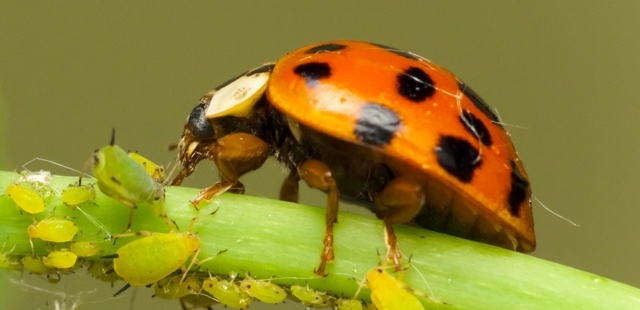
<box><xmin>294</xmin><ymin>62</ymin><xmax>331</xmax><ymax>87</ymax></box>
<box><xmin>354</xmin><ymin>103</ymin><xmax>401</xmax><ymax>146</ymax></box>
<box><xmin>458</xmin><ymin>81</ymin><xmax>503</xmax><ymax>129</ymax></box>
<box><xmin>460</xmin><ymin>110</ymin><xmax>493</xmax><ymax>146</ymax></box>
<box><xmin>305</xmin><ymin>43</ymin><xmax>347</xmax><ymax>54</ymax></box>
<box><xmin>397</xmin><ymin>67</ymin><xmax>435</xmax><ymax>102</ymax></box>
<box><xmin>246</xmin><ymin>63</ymin><xmax>275</xmax><ymax>76</ymax></box>
<box><xmin>508</xmin><ymin>160</ymin><xmax>530</xmax><ymax>216</ymax></box>
<box><xmin>188</xmin><ymin>103</ymin><xmax>215</xmax><ymax>139</ymax></box>
<box><xmin>370</xmin><ymin>43</ymin><xmax>421</xmax><ymax>61</ymax></box>
<box><xmin>434</xmin><ymin>136</ymin><xmax>481</xmax><ymax>182</ymax></box>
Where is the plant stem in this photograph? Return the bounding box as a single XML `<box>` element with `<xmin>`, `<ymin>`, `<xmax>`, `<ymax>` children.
<box><xmin>0</xmin><ymin>170</ymin><xmax>638</xmax><ymax>309</ymax></box>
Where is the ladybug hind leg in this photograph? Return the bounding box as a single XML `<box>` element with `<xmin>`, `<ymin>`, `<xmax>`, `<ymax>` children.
<box><xmin>374</xmin><ymin>177</ymin><xmax>425</xmax><ymax>271</ymax></box>
<box><xmin>191</xmin><ymin>132</ymin><xmax>270</xmax><ymax>207</ymax></box>
<box><xmin>298</xmin><ymin>159</ymin><xmax>340</xmax><ymax>276</ymax></box>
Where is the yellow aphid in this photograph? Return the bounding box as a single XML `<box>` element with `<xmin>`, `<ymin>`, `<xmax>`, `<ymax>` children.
<box><xmin>367</xmin><ymin>266</ymin><xmax>423</xmax><ymax>310</ymax></box>
<box><xmin>110</xmin><ymin>232</ymin><xmax>200</xmax><ymax>286</ymax></box>
<box><xmin>154</xmin><ymin>275</ymin><xmax>201</xmax><ymax>300</ymax></box>
<box><xmin>22</xmin><ymin>256</ymin><xmax>53</xmax><ymax>274</ymax></box>
<box><xmin>27</xmin><ymin>218</ymin><xmax>78</xmax><ymax>242</ymax></box>
<box><xmin>6</xmin><ymin>183</ymin><xmax>45</xmax><ymax>214</ymax></box>
<box><xmin>128</xmin><ymin>151</ymin><xmax>166</xmax><ymax>182</ymax></box>
<box><xmin>239</xmin><ymin>275</ymin><xmax>287</xmax><ymax>304</ymax></box>
<box><xmin>290</xmin><ymin>285</ymin><xmax>335</xmax><ymax>307</ymax></box>
<box><xmin>70</xmin><ymin>241</ymin><xmax>99</xmax><ymax>257</ymax></box>
<box><xmin>62</xmin><ymin>183</ymin><xmax>96</xmax><ymax>207</ymax></box>
<box><xmin>42</xmin><ymin>251</ymin><xmax>78</xmax><ymax>269</ymax></box>
<box><xmin>202</xmin><ymin>276</ymin><xmax>252</xmax><ymax>309</ymax></box>
<box><xmin>337</xmin><ymin>298</ymin><xmax>363</xmax><ymax>310</ymax></box>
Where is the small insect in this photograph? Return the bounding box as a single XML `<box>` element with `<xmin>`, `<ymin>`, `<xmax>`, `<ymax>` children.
<box><xmin>87</xmin><ymin>260</ymin><xmax>120</xmax><ymax>284</ymax></box>
<box><xmin>128</xmin><ymin>151</ymin><xmax>166</xmax><ymax>182</ymax></box>
<box><xmin>70</xmin><ymin>241</ymin><xmax>99</xmax><ymax>257</ymax></box>
<box><xmin>21</xmin><ymin>256</ymin><xmax>54</xmax><ymax>274</ymax></box>
<box><xmin>5</xmin><ymin>183</ymin><xmax>45</xmax><ymax>214</ymax></box>
<box><xmin>17</xmin><ymin>169</ymin><xmax>52</xmax><ymax>190</ymax></box>
<box><xmin>103</xmin><ymin>212</ymin><xmax>218</xmax><ymax>288</ymax></box>
<box><xmin>172</xmin><ymin>40</ymin><xmax>535</xmax><ymax>275</ymax></box>
<box><xmin>92</xmin><ymin>129</ymin><xmax>171</xmax><ymax>230</ymax></box>
<box><xmin>153</xmin><ymin>275</ymin><xmax>201</xmax><ymax>300</ymax></box>
<box><xmin>290</xmin><ymin>284</ymin><xmax>335</xmax><ymax>308</ymax></box>
<box><xmin>365</xmin><ymin>265</ymin><xmax>447</xmax><ymax>310</ymax></box>
<box><xmin>0</xmin><ymin>241</ymin><xmax>22</xmax><ymax>270</ymax></box>
<box><xmin>202</xmin><ymin>275</ymin><xmax>252</xmax><ymax>309</ymax></box>
<box><xmin>42</xmin><ymin>250</ymin><xmax>78</xmax><ymax>269</ymax></box>
<box><xmin>179</xmin><ymin>291</ymin><xmax>218</xmax><ymax>310</ymax></box>
<box><xmin>105</xmin><ymin>231</ymin><xmax>200</xmax><ymax>287</ymax></box>
<box><xmin>239</xmin><ymin>274</ymin><xmax>287</xmax><ymax>304</ymax></box>
<box><xmin>61</xmin><ymin>179</ymin><xmax>96</xmax><ymax>208</ymax></box>
<box><xmin>336</xmin><ymin>298</ymin><xmax>364</xmax><ymax>310</ymax></box>
<box><xmin>27</xmin><ymin>218</ymin><xmax>79</xmax><ymax>243</ymax></box>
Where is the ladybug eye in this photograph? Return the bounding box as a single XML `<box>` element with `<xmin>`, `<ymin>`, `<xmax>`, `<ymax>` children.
<box><xmin>205</xmin><ymin>68</ymin><xmax>271</xmax><ymax>119</ymax></box>
<box><xmin>188</xmin><ymin>103</ymin><xmax>216</xmax><ymax>139</ymax></box>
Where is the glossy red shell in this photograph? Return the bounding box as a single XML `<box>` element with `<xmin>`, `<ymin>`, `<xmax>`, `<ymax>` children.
<box><xmin>267</xmin><ymin>40</ymin><xmax>535</xmax><ymax>251</ymax></box>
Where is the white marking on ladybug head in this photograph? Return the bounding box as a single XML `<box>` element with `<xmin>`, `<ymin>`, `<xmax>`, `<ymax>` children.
<box><xmin>205</xmin><ymin>70</ymin><xmax>270</xmax><ymax>118</ymax></box>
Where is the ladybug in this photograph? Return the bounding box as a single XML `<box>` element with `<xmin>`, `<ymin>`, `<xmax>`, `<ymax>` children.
<box><xmin>171</xmin><ymin>40</ymin><xmax>535</xmax><ymax>276</ymax></box>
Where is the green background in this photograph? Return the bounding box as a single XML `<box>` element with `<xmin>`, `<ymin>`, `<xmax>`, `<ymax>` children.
<box><xmin>1</xmin><ymin>1</ymin><xmax>639</xmax><ymax>309</ymax></box>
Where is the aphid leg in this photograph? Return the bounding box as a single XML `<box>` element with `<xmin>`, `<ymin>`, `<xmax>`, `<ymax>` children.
<box><xmin>111</xmin><ymin>230</ymin><xmax>154</xmax><ymax>240</ymax></box>
<box><xmin>150</xmin><ymin>198</ymin><xmax>179</xmax><ymax>231</ymax></box>
<box><xmin>124</xmin><ymin>205</ymin><xmax>136</xmax><ymax>232</ymax></box>
<box><xmin>279</xmin><ymin>170</ymin><xmax>300</xmax><ymax>202</ymax></box>
<box><xmin>374</xmin><ymin>177</ymin><xmax>425</xmax><ymax>270</ymax></box>
<box><xmin>298</xmin><ymin>159</ymin><xmax>340</xmax><ymax>276</ymax></box>
<box><xmin>191</xmin><ymin>133</ymin><xmax>270</xmax><ymax>207</ymax></box>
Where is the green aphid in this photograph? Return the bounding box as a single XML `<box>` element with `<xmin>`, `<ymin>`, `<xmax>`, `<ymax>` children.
<box><xmin>92</xmin><ymin>129</ymin><xmax>168</xmax><ymax>230</ymax></box>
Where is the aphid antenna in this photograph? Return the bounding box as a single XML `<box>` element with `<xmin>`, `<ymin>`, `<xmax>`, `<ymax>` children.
<box><xmin>75</xmin><ymin>206</ymin><xmax>112</xmax><ymax>239</ymax></box>
<box><xmin>110</xmin><ymin>128</ymin><xmax>116</xmax><ymax>146</ymax></box>
<box><xmin>22</xmin><ymin>157</ymin><xmax>95</xmax><ymax>180</ymax></box>
<box><xmin>533</xmin><ymin>195</ymin><xmax>579</xmax><ymax>227</ymax></box>
<box><xmin>161</xmin><ymin>158</ymin><xmax>180</xmax><ymax>186</ymax></box>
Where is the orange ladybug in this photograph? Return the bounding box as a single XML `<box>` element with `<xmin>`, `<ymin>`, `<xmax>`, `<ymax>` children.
<box><xmin>172</xmin><ymin>40</ymin><xmax>535</xmax><ymax>276</ymax></box>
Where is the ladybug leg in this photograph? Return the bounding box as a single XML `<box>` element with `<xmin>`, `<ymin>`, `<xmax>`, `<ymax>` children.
<box><xmin>279</xmin><ymin>170</ymin><xmax>300</xmax><ymax>202</ymax></box>
<box><xmin>374</xmin><ymin>177</ymin><xmax>425</xmax><ymax>271</ymax></box>
<box><xmin>298</xmin><ymin>159</ymin><xmax>339</xmax><ymax>276</ymax></box>
<box><xmin>191</xmin><ymin>133</ymin><xmax>270</xmax><ymax>207</ymax></box>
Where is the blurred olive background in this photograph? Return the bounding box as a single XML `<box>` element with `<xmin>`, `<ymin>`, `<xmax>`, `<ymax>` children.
<box><xmin>1</xmin><ymin>1</ymin><xmax>639</xmax><ymax>309</ymax></box>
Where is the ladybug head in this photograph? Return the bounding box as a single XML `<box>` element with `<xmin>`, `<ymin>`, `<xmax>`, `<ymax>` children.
<box><xmin>172</xmin><ymin>64</ymin><xmax>274</xmax><ymax>185</ymax></box>
<box><xmin>186</xmin><ymin>64</ymin><xmax>274</xmax><ymax>140</ymax></box>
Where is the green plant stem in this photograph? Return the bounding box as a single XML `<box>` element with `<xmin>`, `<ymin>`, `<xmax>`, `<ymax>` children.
<box><xmin>0</xmin><ymin>170</ymin><xmax>639</xmax><ymax>309</ymax></box>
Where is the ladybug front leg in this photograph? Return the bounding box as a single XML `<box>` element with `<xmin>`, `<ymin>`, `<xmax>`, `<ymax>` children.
<box><xmin>191</xmin><ymin>132</ymin><xmax>270</xmax><ymax>207</ymax></box>
<box><xmin>298</xmin><ymin>159</ymin><xmax>339</xmax><ymax>276</ymax></box>
<box><xmin>374</xmin><ymin>177</ymin><xmax>425</xmax><ymax>270</ymax></box>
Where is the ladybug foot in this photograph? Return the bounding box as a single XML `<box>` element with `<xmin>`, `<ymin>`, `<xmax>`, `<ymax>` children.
<box><xmin>313</xmin><ymin>233</ymin><xmax>335</xmax><ymax>277</ymax></box>
<box><xmin>190</xmin><ymin>182</ymin><xmax>233</xmax><ymax>209</ymax></box>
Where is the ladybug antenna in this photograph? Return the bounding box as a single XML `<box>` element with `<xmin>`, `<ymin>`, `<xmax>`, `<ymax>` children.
<box><xmin>110</xmin><ymin>128</ymin><xmax>116</xmax><ymax>146</ymax></box>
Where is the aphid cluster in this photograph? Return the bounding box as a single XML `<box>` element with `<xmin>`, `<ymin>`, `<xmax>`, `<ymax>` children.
<box><xmin>0</xmin><ymin>127</ymin><xmax>439</xmax><ymax>310</ymax></box>
<box><xmin>0</xmin><ymin>130</ymin><xmax>174</xmax><ymax>285</ymax></box>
